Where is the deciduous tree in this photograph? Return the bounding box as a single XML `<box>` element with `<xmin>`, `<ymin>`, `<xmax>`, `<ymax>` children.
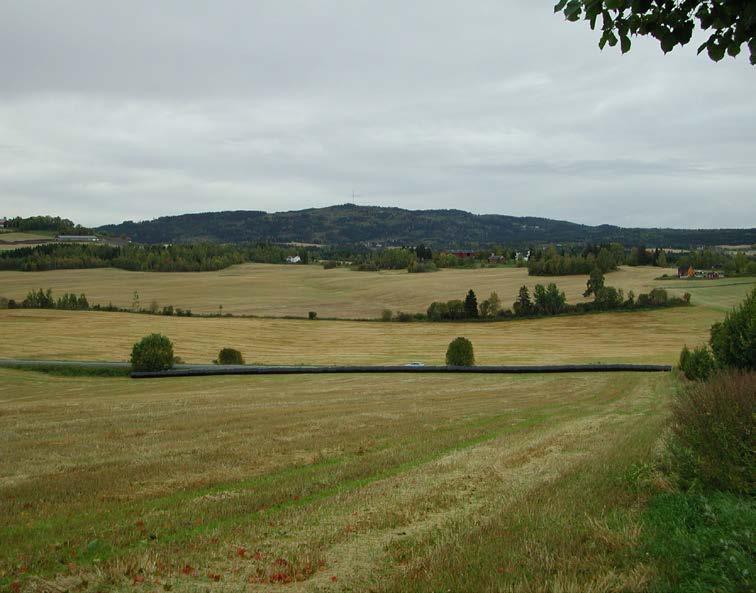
<box><xmin>555</xmin><ymin>0</ymin><xmax>756</xmax><ymax>64</ymax></box>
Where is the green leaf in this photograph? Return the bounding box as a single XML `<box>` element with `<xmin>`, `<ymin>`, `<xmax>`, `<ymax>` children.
<box><xmin>727</xmin><ymin>41</ymin><xmax>741</xmax><ymax>57</ymax></box>
<box><xmin>631</xmin><ymin>0</ymin><xmax>652</xmax><ymax>12</ymax></box>
<box><xmin>660</xmin><ymin>32</ymin><xmax>676</xmax><ymax>53</ymax></box>
<box><xmin>621</xmin><ymin>34</ymin><xmax>631</xmax><ymax>54</ymax></box>
<box><xmin>601</xmin><ymin>10</ymin><xmax>614</xmax><ymax>31</ymax></box>
<box><xmin>673</xmin><ymin>23</ymin><xmax>693</xmax><ymax>45</ymax></box>
<box><xmin>564</xmin><ymin>0</ymin><xmax>582</xmax><ymax>21</ymax></box>
<box><xmin>554</xmin><ymin>0</ymin><xmax>568</xmax><ymax>13</ymax></box>
<box><xmin>707</xmin><ymin>39</ymin><xmax>726</xmax><ymax>62</ymax></box>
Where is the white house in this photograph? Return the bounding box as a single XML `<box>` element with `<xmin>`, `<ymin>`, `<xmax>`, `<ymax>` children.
<box><xmin>286</xmin><ymin>255</ymin><xmax>301</xmax><ymax>264</ymax></box>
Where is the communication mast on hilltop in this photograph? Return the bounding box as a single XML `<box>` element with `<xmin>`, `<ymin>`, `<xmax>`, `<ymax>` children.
<box><xmin>350</xmin><ymin>188</ymin><xmax>362</xmax><ymax>204</ymax></box>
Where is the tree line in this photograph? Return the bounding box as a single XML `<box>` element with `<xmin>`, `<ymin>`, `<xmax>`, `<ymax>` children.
<box><xmin>418</xmin><ymin>271</ymin><xmax>689</xmax><ymax>323</ymax></box>
<box><xmin>4</xmin><ymin>288</ymin><xmax>194</xmax><ymax>317</ymax></box>
<box><xmin>0</xmin><ymin>242</ymin><xmax>305</xmax><ymax>272</ymax></box>
<box><xmin>2</xmin><ymin>215</ymin><xmax>94</xmax><ymax>235</ymax></box>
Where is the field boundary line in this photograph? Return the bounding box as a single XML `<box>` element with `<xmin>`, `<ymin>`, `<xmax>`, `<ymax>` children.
<box><xmin>131</xmin><ymin>363</ymin><xmax>672</xmax><ymax>378</ymax></box>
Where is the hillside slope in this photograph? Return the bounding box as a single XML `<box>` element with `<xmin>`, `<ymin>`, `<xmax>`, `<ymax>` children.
<box><xmin>98</xmin><ymin>204</ymin><xmax>755</xmax><ymax>247</ymax></box>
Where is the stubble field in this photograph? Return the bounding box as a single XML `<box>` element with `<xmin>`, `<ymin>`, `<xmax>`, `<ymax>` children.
<box><xmin>1</xmin><ymin>369</ymin><xmax>672</xmax><ymax>592</ymax></box>
<box><xmin>0</xmin><ymin>263</ymin><xmax>674</xmax><ymax>318</ymax></box>
<box><xmin>0</xmin><ymin>265</ymin><xmax>751</xmax><ymax>592</ymax></box>
<box><xmin>0</xmin><ymin>304</ymin><xmax>723</xmax><ymax>365</ymax></box>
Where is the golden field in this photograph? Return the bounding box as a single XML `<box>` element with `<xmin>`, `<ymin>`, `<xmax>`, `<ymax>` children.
<box><xmin>0</xmin><ymin>304</ymin><xmax>724</xmax><ymax>365</ymax></box>
<box><xmin>0</xmin><ymin>231</ymin><xmax>54</xmax><ymax>241</ymax></box>
<box><xmin>0</xmin><ymin>232</ymin><xmax>57</xmax><ymax>251</ymax></box>
<box><xmin>0</xmin><ymin>368</ymin><xmax>673</xmax><ymax>592</ymax></box>
<box><xmin>0</xmin><ymin>263</ymin><xmax>752</xmax><ymax>591</ymax></box>
<box><xmin>0</xmin><ymin>263</ymin><xmax>676</xmax><ymax>318</ymax></box>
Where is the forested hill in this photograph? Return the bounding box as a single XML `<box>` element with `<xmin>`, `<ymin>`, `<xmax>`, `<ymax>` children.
<box><xmin>98</xmin><ymin>204</ymin><xmax>755</xmax><ymax>247</ymax></box>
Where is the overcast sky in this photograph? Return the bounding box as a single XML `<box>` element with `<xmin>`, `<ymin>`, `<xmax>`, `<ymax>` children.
<box><xmin>0</xmin><ymin>1</ymin><xmax>754</xmax><ymax>228</ymax></box>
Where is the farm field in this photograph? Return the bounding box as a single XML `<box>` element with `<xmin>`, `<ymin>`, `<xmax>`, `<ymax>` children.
<box><xmin>658</xmin><ymin>278</ymin><xmax>756</xmax><ymax>312</ymax></box>
<box><xmin>0</xmin><ymin>231</ymin><xmax>57</xmax><ymax>251</ymax></box>
<box><xmin>0</xmin><ymin>304</ymin><xmax>723</xmax><ymax>365</ymax></box>
<box><xmin>0</xmin><ymin>260</ymin><xmax>751</xmax><ymax>592</ymax></box>
<box><xmin>0</xmin><ymin>368</ymin><xmax>673</xmax><ymax>592</ymax></box>
<box><xmin>0</xmin><ymin>231</ymin><xmax>55</xmax><ymax>242</ymax></box>
<box><xmin>0</xmin><ymin>263</ymin><xmax>674</xmax><ymax>318</ymax></box>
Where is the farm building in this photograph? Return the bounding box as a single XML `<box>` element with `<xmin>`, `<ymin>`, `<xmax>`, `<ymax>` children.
<box><xmin>286</xmin><ymin>255</ymin><xmax>302</xmax><ymax>264</ymax></box>
<box><xmin>450</xmin><ymin>250</ymin><xmax>476</xmax><ymax>259</ymax></box>
<box><xmin>677</xmin><ymin>265</ymin><xmax>694</xmax><ymax>278</ymax></box>
<box><xmin>0</xmin><ymin>218</ymin><xmax>6</xmax><ymax>228</ymax></box>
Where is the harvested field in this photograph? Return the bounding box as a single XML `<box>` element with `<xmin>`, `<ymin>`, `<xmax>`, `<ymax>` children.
<box><xmin>0</xmin><ymin>305</ymin><xmax>721</xmax><ymax>365</ymax></box>
<box><xmin>0</xmin><ymin>264</ymin><xmax>675</xmax><ymax>318</ymax></box>
<box><xmin>0</xmin><ymin>369</ymin><xmax>674</xmax><ymax>592</ymax></box>
<box><xmin>0</xmin><ymin>231</ymin><xmax>54</xmax><ymax>242</ymax></box>
<box><xmin>658</xmin><ymin>278</ymin><xmax>756</xmax><ymax>312</ymax></box>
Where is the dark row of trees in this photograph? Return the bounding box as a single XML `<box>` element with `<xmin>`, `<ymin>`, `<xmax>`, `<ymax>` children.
<box><xmin>0</xmin><ymin>242</ymin><xmax>304</xmax><ymax>272</ymax></box>
<box><xmin>350</xmin><ymin>248</ymin><xmax>418</xmax><ymax>271</ymax></box>
<box><xmin>3</xmin><ymin>232</ymin><xmax>752</xmax><ymax>276</ymax></box>
<box><xmin>420</xmin><ymin>274</ymin><xmax>689</xmax><ymax>323</ymax></box>
<box><xmin>17</xmin><ymin>288</ymin><xmax>89</xmax><ymax>310</ymax></box>
<box><xmin>527</xmin><ymin>244</ymin><xmax>622</xmax><ymax>276</ymax></box>
<box><xmin>6</xmin><ymin>288</ymin><xmax>194</xmax><ymax>317</ymax></box>
<box><xmin>2</xmin><ymin>215</ymin><xmax>94</xmax><ymax>235</ymax></box>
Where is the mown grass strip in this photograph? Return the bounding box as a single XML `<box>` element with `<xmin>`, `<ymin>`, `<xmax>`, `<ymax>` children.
<box><xmin>1</xmin><ymin>410</ymin><xmax>556</xmax><ymax>580</ymax></box>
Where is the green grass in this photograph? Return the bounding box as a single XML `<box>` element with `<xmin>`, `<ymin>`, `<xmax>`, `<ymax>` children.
<box><xmin>5</xmin><ymin>364</ymin><xmax>130</xmax><ymax>377</ymax></box>
<box><xmin>660</xmin><ymin>278</ymin><xmax>756</xmax><ymax>313</ymax></box>
<box><xmin>642</xmin><ymin>491</ymin><xmax>755</xmax><ymax>593</ymax></box>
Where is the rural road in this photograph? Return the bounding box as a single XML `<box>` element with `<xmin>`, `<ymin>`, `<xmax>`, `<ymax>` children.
<box><xmin>0</xmin><ymin>358</ymin><xmax>673</xmax><ymax>377</ymax></box>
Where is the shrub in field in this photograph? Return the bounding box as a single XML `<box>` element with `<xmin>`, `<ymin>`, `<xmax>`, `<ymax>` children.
<box><xmin>669</xmin><ymin>371</ymin><xmax>755</xmax><ymax>494</ymax></box>
<box><xmin>678</xmin><ymin>345</ymin><xmax>716</xmax><ymax>381</ymax></box>
<box><xmin>709</xmin><ymin>288</ymin><xmax>755</xmax><ymax>371</ymax></box>
<box><xmin>446</xmin><ymin>337</ymin><xmax>474</xmax><ymax>366</ymax></box>
<box><xmin>679</xmin><ymin>345</ymin><xmax>691</xmax><ymax>371</ymax></box>
<box><xmin>478</xmin><ymin>291</ymin><xmax>501</xmax><ymax>318</ymax></box>
<box><xmin>130</xmin><ymin>334</ymin><xmax>175</xmax><ymax>371</ymax></box>
<box><xmin>308</xmin><ymin>311</ymin><xmax>317</xmax><ymax>320</ymax></box>
<box><xmin>216</xmin><ymin>348</ymin><xmax>244</xmax><ymax>365</ymax></box>
<box><xmin>407</xmin><ymin>260</ymin><xmax>438</xmax><ymax>273</ymax></box>
<box><xmin>381</xmin><ymin>309</ymin><xmax>393</xmax><ymax>322</ymax></box>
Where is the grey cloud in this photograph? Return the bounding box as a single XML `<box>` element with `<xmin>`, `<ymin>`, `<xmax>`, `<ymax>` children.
<box><xmin>0</xmin><ymin>1</ymin><xmax>754</xmax><ymax>228</ymax></box>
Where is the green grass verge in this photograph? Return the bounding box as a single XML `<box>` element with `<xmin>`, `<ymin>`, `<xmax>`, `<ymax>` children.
<box><xmin>7</xmin><ymin>364</ymin><xmax>130</xmax><ymax>377</ymax></box>
<box><xmin>643</xmin><ymin>491</ymin><xmax>755</xmax><ymax>593</ymax></box>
